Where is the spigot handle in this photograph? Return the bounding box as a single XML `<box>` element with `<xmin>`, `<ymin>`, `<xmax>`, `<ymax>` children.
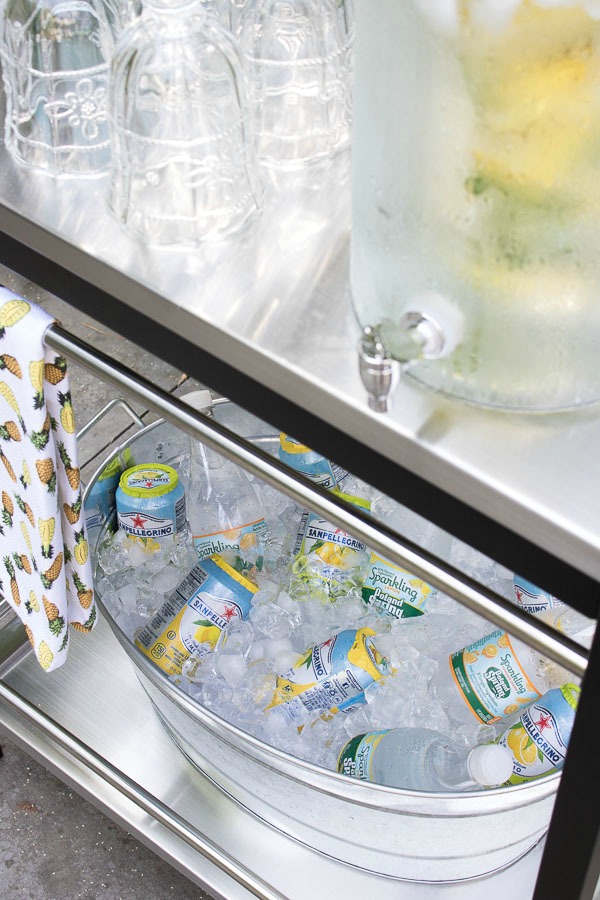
<box><xmin>358</xmin><ymin>306</ymin><xmax>452</xmax><ymax>413</ymax></box>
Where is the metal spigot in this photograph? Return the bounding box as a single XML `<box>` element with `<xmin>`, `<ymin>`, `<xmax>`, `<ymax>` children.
<box><xmin>358</xmin><ymin>326</ymin><xmax>400</xmax><ymax>413</ymax></box>
<box><xmin>358</xmin><ymin>309</ymin><xmax>449</xmax><ymax>413</ymax></box>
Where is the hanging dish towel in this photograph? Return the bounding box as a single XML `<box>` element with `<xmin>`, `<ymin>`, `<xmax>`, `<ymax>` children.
<box><xmin>0</xmin><ymin>287</ymin><xmax>96</xmax><ymax>671</ymax></box>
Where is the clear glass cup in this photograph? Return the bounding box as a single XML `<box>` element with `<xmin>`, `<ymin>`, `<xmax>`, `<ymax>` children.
<box><xmin>238</xmin><ymin>0</ymin><xmax>354</xmax><ymax>170</ymax></box>
<box><xmin>103</xmin><ymin>0</ymin><xmax>142</xmax><ymax>39</ymax></box>
<box><xmin>0</xmin><ymin>0</ymin><xmax>114</xmax><ymax>176</ymax></box>
<box><xmin>108</xmin><ymin>0</ymin><xmax>262</xmax><ymax>245</ymax></box>
<box><xmin>199</xmin><ymin>0</ymin><xmax>236</xmax><ymax>30</ymax></box>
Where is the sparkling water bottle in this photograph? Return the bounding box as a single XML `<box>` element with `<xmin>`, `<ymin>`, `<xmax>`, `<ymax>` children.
<box><xmin>432</xmin><ymin>627</ymin><xmax>579</xmax><ymax>728</ymax></box>
<box><xmin>495</xmin><ymin>683</ymin><xmax>580</xmax><ymax>785</ymax></box>
<box><xmin>187</xmin><ymin>439</ymin><xmax>268</xmax><ymax>580</ymax></box>
<box><xmin>338</xmin><ymin>726</ymin><xmax>513</xmax><ymax>791</ymax></box>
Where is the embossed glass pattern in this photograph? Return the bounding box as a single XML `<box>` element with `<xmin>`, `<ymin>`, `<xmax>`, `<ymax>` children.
<box><xmin>239</xmin><ymin>0</ymin><xmax>354</xmax><ymax>169</ymax></box>
<box><xmin>0</xmin><ymin>0</ymin><xmax>114</xmax><ymax>175</ymax></box>
<box><xmin>108</xmin><ymin>0</ymin><xmax>262</xmax><ymax>245</ymax></box>
<box><xmin>103</xmin><ymin>0</ymin><xmax>141</xmax><ymax>39</ymax></box>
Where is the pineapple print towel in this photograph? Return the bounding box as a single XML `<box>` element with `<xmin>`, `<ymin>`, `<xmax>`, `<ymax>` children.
<box><xmin>0</xmin><ymin>288</ymin><xmax>96</xmax><ymax>671</ymax></box>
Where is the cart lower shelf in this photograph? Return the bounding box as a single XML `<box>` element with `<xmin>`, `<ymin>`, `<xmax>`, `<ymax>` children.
<box><xmin>0</xmin><ymin>612</ymin><xmax>546</xmax><ymax>900</ymax></box>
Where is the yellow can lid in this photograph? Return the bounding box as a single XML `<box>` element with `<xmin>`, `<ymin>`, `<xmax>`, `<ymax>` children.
<box><xmin>279</xmin><ymin>434</ymin><xmax>311</xmax><ymax>455</ymax></box>
<box><xmin>119</xmin><ymin>464</ymin><xmax>179</xmax><ymax>498</ymax></box>
<box><xmin>561</xmin><ymin>683</ymin><xmax>581</xmax><ymax>712</ymax></box>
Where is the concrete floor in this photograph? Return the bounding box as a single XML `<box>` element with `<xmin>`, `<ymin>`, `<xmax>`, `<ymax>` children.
<box><xmin>0</xmin><ymin>263</ymin><xmax>212</xmax><ymax>899</ymax></box>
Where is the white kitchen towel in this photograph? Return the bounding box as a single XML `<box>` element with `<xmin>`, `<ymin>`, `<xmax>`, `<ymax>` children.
<box><xmin>0</xmin><ymin>287</ymin><xmax>96</xmax><ymax>671</ymax></box>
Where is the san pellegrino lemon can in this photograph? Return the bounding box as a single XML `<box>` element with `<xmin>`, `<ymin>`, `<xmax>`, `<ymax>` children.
<box><xmin>495</xmin><ymin>683</ymin><xmax>580</xmax><ymax>785</ymax></box>
<box><xmin>291</xmin><ymin>492</ymin><xmax>371</xmax><ymax>600</ymax></box>
<box><xmin>116</xmin><ymin>463</ymin><xmax>186</xmax><ymax>547</ymax></box>
<box><xmin>512</xmin><ymin>574</ymin><xmax>564</xmax><ymax>615</ymax></box>
<box><xmin>135</xmin><ymin>555</ymin><xmax>258</xmax><ymax>676</ymax></box>
<box><xmin>266</xmin><ymin>627</ymin><xmax>389</xmax><ymax>727</ymax></box>
<box><xmin>278</xmin><ymin>434</ymin><xmax>348</xmax><ymax>490</ymax></box>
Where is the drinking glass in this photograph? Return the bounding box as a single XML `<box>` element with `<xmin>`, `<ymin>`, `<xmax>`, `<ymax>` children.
<box><xmin>108</xmin><ymin>0</ymin><xmax>262</xmax><ymax>245</ymax></box>
<box><xmin>238</xmin><ymin>0</ymin><xmax>354</xmax><ymax>169</ymax></box>
<box><xmin>0</xmin><ymin>0</ymin><xmax>114</xmax><ymax>176</ymax></box>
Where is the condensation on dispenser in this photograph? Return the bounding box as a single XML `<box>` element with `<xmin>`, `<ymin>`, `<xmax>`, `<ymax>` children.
<box><xmin>350</xmin><ymin>0</ymin><xmax>600</xmax><ymax>412</ymax></box>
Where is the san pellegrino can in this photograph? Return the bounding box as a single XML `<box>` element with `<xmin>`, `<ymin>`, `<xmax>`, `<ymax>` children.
<box><xmin>495</xmin><ymin>683</ymin><xmax>580</xmax><ymax>784</ymax></box>
<box><xmin>266</xmin><ymin>627</ymin><xmax>390</xmax><ymax>726</ymax></box>
<box><xmin>135</xmin><ymin>554</ymin><xmax>258</xmax><ymax>676</ymax></box>
<box><xmin>278</xmin><ymin>434</ymin><xmax>348</xmax><ymax>490</ymax></box>
<box><xmin>512</xmin><ymin>574</ymin><xmax>564</xmax><ymax>614</ymax></box>
<box><xmin>116</xmin><ymin>464</ymin><xmax>186</xmax><ymax>547</ymax></box>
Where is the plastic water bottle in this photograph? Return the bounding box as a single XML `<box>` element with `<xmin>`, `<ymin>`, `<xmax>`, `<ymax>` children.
<box><xmin>185</xmin><ymin>407</ymin><xmax>268</xmax><ymax>580</ymax></box>
<box><xmin>495</xmin><ymin>683</ymin><xmax>580</xmax><ymax>785</ymax></box>
<box><xmin>432</xmin><ymin>627</ymin><xmax>580</xmax><ymax>727</ymax></box>
<box><xmin>337</xmin><ymin>727</ymin><xmax>513</xmax><ymax>791</ymax></box>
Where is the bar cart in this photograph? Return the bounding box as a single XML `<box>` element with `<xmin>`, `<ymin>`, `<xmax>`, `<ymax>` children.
<box><xmin>0</xmin><ymin>88</ymin><xmax>598</xmax><ymax>900</ymax></box>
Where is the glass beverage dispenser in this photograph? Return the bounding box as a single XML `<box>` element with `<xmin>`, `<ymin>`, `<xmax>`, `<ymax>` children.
<box><xmin>351</xmin><ymin>0</ymin><xmax>600</xmax><ymax>412</ymax></box>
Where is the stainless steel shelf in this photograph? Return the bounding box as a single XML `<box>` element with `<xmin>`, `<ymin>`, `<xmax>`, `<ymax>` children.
<box><xmin>2</xmin><ymin>144</ymin><xmax>600</xmax><ymax>597</ymax></box>
<box><xmin>0</xmin><ymin>612</ymin><xmax>547</xmax><ymax>900</ymax></box>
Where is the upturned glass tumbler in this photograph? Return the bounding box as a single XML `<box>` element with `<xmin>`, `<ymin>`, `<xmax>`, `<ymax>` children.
<box><xmin>108</xmin><ymin>0</ymin><xmax>262</xmax><ymax>245</ymax></box>
<box><xmin>238</xmin><ymin>0</ymin><xmax>354</xmax><ymax>169</ymax></box>
<box><xmin>0</xmin><ymin>0</ymin><xmax>114</xmax><ymax>175</ymax></box>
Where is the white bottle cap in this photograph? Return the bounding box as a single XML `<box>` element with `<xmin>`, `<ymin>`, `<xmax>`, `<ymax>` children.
<box><xmin>467</xmin><ymin>744</ymin><xmax>513</xmax><ymax>787</ymax></box>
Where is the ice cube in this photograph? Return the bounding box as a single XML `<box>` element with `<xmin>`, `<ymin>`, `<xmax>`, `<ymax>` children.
<box><xmin>217</xmin><ymin>620</ymin><xmax>255</xmax><ymax>656</ymax></box>
<box><xmin>263</xmin><ymin>711</ymin><xmax>289</xmax><ymax>738</ymax></box>
<box><xmin>191</xmin><ymin>654</ymin><xmax>220</xmax><ymax>685</ymax></box>
<box><xmin>153</xmin><ymin>565</ymin><xmax>183</xmax><ymax>594</ymax></box>
<box><xmin>274</xmin><ymin>650</ymin><xmax>298</xmax><ymax>674</ymax></box>
<box><xmin>127</xmin><ymin>541</ymin><xmax>148</xmax><ymax>568</ymax></box>
<box><xmin>118</xmin><ymin>582</ymin><xmax>139</xmax><ymax>610</ymax></box>
<box><xmin>240</xmin><ymin>660</ymin><xmax>276</xmax><ymax>705</ymax></box>
<box><xmin>262</xmin><ymin>637</ymin><xmax>293</xmax><ymax>658</ymax></box>
<box><xmin>100</xmin><ymin>589</ymin><xmax>121</xmax><ymax>618</ymax></box>
<box><xmin>249</xmin><ymin>601</ymin><xmax>294</xmax><ymax>638</ymax></box>
<box><xmin>247</xmin><ymin>640</ymin><xmax>265</xmax><ymax>662</ymax></box>
<box><xmin>202</xmin><ymin>680</ymin><xmax>233</xmax><ymax>711</ymax></box>
<box><xmin>276</xmin><ymin>590</ymin><xmax>296</xmax><ymax>613</ymax></box>
<box><xmin>254</xmin><ymin>575</ymin><xmax>280</xmax><ymax>598</ymax></box>
<box><xmin>97</xmin><ymin>531</ymin><xmax>129</xmax><ymax>576</ymax></box>
<box><xmin>218</xmin><ymin>654</ymin><xmax>247</xmax><ymax>688</ymax></box>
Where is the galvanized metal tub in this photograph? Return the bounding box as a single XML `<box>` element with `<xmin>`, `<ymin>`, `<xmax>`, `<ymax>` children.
<box><xmin>85</xmin><ymin>406</ymin><xmax>558</xmax><ymax>884</ymax></box>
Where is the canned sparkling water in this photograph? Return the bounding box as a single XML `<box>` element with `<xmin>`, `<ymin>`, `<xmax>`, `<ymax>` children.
<box><xmin>116</xmin><ymin>464</ymin><xmax>186</xmax><ymax>546</ymax></box>
<box><xmin>135</xmin><ymin>554</ymin><xmax>258</xmax><ymax>676</ymax></box>
<box><xmin>279</xmin><ymin>434</ymin><xmax>348</xmax><ymax>490</ymax></box>
<box><xmin>513</xmin><ymin>574</ymin><xmax>564</xmax><ymax>614</ymax></box>
<box><xmin>496</xmin><ymin>683</ymin><xmax>580</xmax><ymax>785</ymax></box>
<box><xmin>265</xmin><ymin>627</ymin><xmax>389</xmax><ymax>726</ymax></box>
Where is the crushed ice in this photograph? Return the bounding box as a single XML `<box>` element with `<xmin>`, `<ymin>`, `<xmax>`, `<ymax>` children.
<box><xmin>94</xmin><ymin>472</ymin><xmax>516</xmax><ymax>774</ymax></box>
